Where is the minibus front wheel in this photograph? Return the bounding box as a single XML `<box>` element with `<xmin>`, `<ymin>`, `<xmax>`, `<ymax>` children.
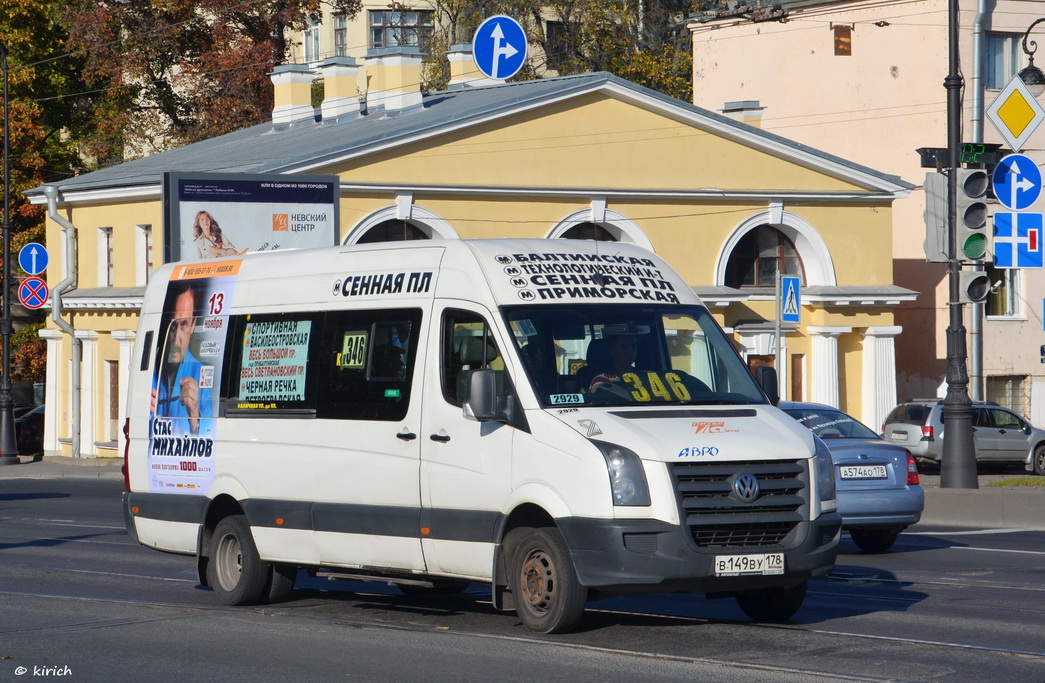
<box><xmin>506</xmin><ymin>527</ymin><xmax>588</xmax><ymax>634</ymax></box>
<box><xmin>208</xmin><ymin>515</ymin><xmax>270</xmax><ymax>606</ymax></box>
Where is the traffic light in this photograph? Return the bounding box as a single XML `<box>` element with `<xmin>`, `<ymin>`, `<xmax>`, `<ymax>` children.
<box><xmin>955</xmin><ymin>168</ymin><xmax>989</xmax><ymax>261</ymax></box>
<box><xmin>923</xmin><ymin>172</ymin><xmax>948</xmax><ymax>263</ymax></box>
<box><xmin>959</xmin><ymin>269</ymin><xmax>991</xmax><ymax>303</ymax></box>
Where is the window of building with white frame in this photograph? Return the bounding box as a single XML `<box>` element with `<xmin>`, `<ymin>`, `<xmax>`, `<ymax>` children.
<box><xmin>334</xmin><ymin>13</ymin><xmax>348</xmax><ymax>57</ymax></box>
<box><xmin>985</xmin><ymin>263</ymin><xmax>1021</xmax><ymax>317</ymax></box>
<box><xmin>303</xmin><ymin>17</ymin><xmax>321</xmax><ymax>64</ymax></box>
<box><xmin>369</xmin><ymin>9</ymin><xmax>434</xmax><ymax>50</ymax></box>
<box><xmin>985</xmin><ymin>32</ymin><xmax>1021</xmax><ymax>89</ymax></box>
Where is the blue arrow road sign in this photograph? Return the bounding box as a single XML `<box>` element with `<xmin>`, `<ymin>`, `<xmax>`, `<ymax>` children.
<box><xmin>472</xmin><ymin>16</ymin><xmax>527</xmax><ymax>80</ymax></box>
<box><xmin>993</xmin><ymin>211</ymin><xmax>1044</xmax><ymax>268</ymax></box>
<box><xmin>18</xmin><ymin>277</ymin><xmax>49</xmax><ymax>310</ymax></box>
<box><xmin>992</xmin><ymin>153</ymin><xmax>1042</xmax><ymax>210</ymax></box>
<box><xmin>781</xmin><ymin>276</ymin><xmax>801</xmax><ymax>323</ymax></box>
<box><xmin>17</xmin><ymin>242</ymin><xmax>48</xmax><ymax>275</ymax></box>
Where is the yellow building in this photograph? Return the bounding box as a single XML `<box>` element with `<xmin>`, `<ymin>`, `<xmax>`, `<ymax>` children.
<box><xmin>27</xmin><ymin>50</ymin><xmax>913</xmax><ymax>458</ymax></box>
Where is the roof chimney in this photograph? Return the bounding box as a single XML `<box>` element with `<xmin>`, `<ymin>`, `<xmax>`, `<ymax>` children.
<box><xmin>446</xmin><ymin>44</ymin><xmax>497</xmax><ymax>89</ymax></box>
<box><xmin>270</xmin><ymin>64</ymin><xmax>315</xmax><ymax>128</ymax></box>
<box><xmin>365</xmin><ymin>47</ymin><xmax>423</xmax><ymax>115</ymax></box>
<box><xmin>721</xmin><ymin>100</ymin><xmax>765</xmax><ymax>128</ymax></box>
<box><xmin>319</xmin><ymin>56</ymin><xmax>361</xmax><ymax>123</ymax></box>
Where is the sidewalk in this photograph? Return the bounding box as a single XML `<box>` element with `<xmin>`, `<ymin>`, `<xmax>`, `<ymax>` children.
<box><xmin>0</xmin><ymin>455</ymin><xmax>123</xmax><ymax>480</ymax></box>
<box><xmin>2</xmin><ymin>456</ymin><xmax>1043</xmax><ymax>529</ymax></box>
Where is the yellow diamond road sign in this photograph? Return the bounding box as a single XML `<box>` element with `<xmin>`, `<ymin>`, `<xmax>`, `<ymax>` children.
<box><xmin>987</xmin><ymin>74</ymin><xmax>1045</xmax><ymax>152</ymax></box>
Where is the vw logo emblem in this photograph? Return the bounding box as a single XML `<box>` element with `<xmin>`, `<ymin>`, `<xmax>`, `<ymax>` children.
<box><xmin>732</xmin><ymin>473</ymin><xmax>760</xmax><ymax>502</ymax></box>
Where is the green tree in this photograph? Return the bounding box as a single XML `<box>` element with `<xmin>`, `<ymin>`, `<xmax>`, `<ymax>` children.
<box><xmin>423</xmin><ymin>0</ymin><xmax>699</xmax><ymax>100</ymax></box>
<box><xmin>62</xmin><ymin>0</ymin><xmax>364</xmax><ymax>159</ymax></box>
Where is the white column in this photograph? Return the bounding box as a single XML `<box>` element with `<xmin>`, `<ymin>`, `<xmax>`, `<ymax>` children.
<box><xmin>862</xmin><ymin>326</ymin><xmax>902</xmax><ymax>429</ymax></box>
<box><xmin>75</xmin><ymin>330</ymin><xmax>100</xmax><ymax>457</ymax></box>
<box><xmin>807</xmin><ymin>326</ymin><xmax>851</xmax><ymax>408</ymax></box>
<box><xmin>39</xmin><ymin>329</ymin><xmax>64</xmax><ymax>456</ymax></box>
<box><xmin>112</xmin><ymin>330</ymin><xmax>136</xmax><ymax>457</ymax></box>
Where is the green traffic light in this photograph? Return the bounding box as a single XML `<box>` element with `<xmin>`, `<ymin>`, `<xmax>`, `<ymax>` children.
<box><xmin>962</xmin><ymin>233</ymin><xmax>987</xmax><ymax>260</ymax></box>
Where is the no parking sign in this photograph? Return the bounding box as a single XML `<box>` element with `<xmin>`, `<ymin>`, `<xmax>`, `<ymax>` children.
<box><xmin>18</xmin><ymin>277</ymin><xmax>49</xmax><ymax>309</ymax></box>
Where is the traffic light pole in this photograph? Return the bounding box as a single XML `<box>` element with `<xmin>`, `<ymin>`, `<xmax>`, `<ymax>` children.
<box><xmin>941</xmin><ymin>0</ymin><xmax>978</xmax><ymax>489</ymax></box>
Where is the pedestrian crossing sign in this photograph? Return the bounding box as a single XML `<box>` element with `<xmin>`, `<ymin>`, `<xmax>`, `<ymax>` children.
<box><xmin>781</xmin><ymin>276</ymin><xmax>800</xmax><ymax>323</ymax></box>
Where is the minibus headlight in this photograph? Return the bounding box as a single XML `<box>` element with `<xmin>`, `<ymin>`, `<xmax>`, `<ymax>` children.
<box><xmin>595</xmin><ymin>441</ymin><xmax>651</xmax><ymax>507</ymax></box>
<box><xmin>813</xmin><ymin>436</ymin><xmax>836</xmax><ymax>502</ymax></box>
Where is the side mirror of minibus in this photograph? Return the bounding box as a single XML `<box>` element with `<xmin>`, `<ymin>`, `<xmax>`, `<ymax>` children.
<box><xmin>755</xmin><ymin>366</ymin><xmax>779</xmax><ymax>406</ymax></box>
<box><xmin>463</xmin><ymin>369</ymin><xmax>500</xmax><ymax>421</ymax></box>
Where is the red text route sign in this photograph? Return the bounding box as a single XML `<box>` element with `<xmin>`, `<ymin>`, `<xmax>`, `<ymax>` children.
<box><xmin>18</xmin><ymin>277</ymin><xmax>49</xmax><ymax>309</ymax></box>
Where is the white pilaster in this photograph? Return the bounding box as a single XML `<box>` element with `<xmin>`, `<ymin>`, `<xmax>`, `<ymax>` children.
<box><xmin>862</xmin><ymin>326</ymin><xmax>902</xmax><ymax>429</ymax></box>
<box><xmin>75</xmin><ymin>330</ymin><xmax>100</xmax><ymax>457</ymax></box>
<box><xmin>39</xmin><ymin>329</ymin><xmax>64</xmax><ymax>456</ymax></box>
<box><xmin>807</xmin><ymin>326</ymin><xmax>851</xmax><ymax>408</ymax></box>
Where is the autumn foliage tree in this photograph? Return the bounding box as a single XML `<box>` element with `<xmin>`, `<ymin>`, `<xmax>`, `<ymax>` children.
<box><xmin>424</xmin><ymin>1</ymin><xmax>698</xmax><ymax>101</ymax></box>
<box><xmin>63</xmin><ymin>0</ymin><xmax>363</xmax><ymax>160</ymax></box>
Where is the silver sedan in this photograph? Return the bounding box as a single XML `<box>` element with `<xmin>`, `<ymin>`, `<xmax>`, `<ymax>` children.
<box><xmin>780</xmin><ymin>401</ymin><xmax>924</xmax><ymax>553</ymax></box>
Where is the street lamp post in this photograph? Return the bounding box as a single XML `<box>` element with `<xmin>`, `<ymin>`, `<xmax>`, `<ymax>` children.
<box><xmin>1019</xmin><ymin>18</ymin><xmax>1045</xmax><ymax>97</ymax></box>
<box><xmin>939</xmin><ymin>0</ymin><xmax>978</xmax><ymax>488</ymax></box>
<box><xmin>0</xmin><ymin>44</ymin><xmax>19</xmax><ymax>466</ymax></box>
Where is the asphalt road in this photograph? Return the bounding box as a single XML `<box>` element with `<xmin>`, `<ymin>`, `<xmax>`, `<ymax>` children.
<box><xmin>2</xmin><ymin>476</ymin><xmax>1045</xmax><ymax>682</ymax></box>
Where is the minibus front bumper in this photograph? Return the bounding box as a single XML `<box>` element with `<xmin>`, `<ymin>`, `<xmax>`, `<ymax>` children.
<box><xmin>556</xmin><ymin>511</ymin><xmax>841</xmax><ymax>594</ymax></box>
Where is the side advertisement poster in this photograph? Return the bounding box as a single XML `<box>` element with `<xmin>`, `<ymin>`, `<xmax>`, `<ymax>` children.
<box><xmin>148</xmin><ymin>261</ymin><xmax>240</xmax><ymax>493</ymax></box>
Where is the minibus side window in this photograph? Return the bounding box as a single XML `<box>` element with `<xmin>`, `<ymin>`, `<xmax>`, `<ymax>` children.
<box><xmin>316</xmin><ymin>308</ymin><xmax>422</xmax><ymax>421</ymax></box>
<box><xmin>224</xmin><ymin>312</ymin><xmax>320</xmax><ymax>416</ymax></box>
<box><xmin>442</xmin><ymin>310</ymin><xmax>503</xmax><ymax>407</ymax></box>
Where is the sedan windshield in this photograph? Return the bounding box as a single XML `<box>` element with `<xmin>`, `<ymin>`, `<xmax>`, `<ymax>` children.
<box><xmin>784</xmin><ymin>406</ymin><xmax>880</xmax><ymax>440</ymax></box>
<box><xmin>502</xmin><ymin>304</ymin><xmax>767</xmax><ymax>408</ymax></box>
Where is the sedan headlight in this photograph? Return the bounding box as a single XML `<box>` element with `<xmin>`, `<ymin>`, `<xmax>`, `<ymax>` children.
<box><xmin>594</xmin><ymin>441</ymin><xmax>651</xmax><ymax>507</ymax></box>
<box><xmin>813</xmin><ymin>435</ymin><xmax>836</xmax><ymax>503</ymax></box>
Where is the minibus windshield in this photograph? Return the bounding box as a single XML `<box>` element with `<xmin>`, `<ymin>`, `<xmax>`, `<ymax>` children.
<box><xmin>502</xmin><ymin>304</ymin><xmax>767</xmax><ymax>408</ymax></box>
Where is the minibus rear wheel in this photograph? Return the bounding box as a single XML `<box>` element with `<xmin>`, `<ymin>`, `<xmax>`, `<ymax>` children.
<box><xmin>208</xmin><ymin>515</ymin><xmax>270</xmax><ymax>606</ymax></box>
<box><xmin>506</xmin><ymin>527</ymin><xmax>587</xmax><ymax>634</ymax></box>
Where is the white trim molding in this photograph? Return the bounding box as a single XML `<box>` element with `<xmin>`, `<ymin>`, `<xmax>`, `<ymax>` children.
<box><xmin>547</xmin><ymin>207</ymin><xmax>655</xmax><ymax>251</ymax></box>
<box><xmin>345</xmin><ymin>203</ymin><xmax>459</xmax><ymax>243</ymax></box>
<box><xmin>715</xmin><ymin>208</ymin><xmax>836</xmax><ymax>287</ymax></box>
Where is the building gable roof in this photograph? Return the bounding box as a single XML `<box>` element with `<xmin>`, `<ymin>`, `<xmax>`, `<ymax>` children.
<box><xmin>28</xmin><ymin>71</ymin><xmax>911</xmax><ymax>205</ymax></box>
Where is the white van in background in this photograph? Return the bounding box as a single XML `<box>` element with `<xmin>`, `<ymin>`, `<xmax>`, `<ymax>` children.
<box><xmin>122</xmin><ymin>238</ymin><xmax>840</xmax><ymax>633</ymax></box>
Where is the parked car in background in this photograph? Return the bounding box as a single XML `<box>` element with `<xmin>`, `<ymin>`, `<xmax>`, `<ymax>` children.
<box><xmin>14</xmin><ymin>404</ymin><xmax>44</xmax><ymax>454</ymax></box>
<box><xmin>781</xmin><ymin>402</ymin><xmax>923</xmax><ymax>553</ymax></box>
<box><xmin>882</xmin><ymin>399</ymin><xmax>1045</xmax><ymax>475</ymax></box>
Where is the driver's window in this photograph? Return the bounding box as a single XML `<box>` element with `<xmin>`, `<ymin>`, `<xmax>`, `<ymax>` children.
<box><xmin>441</xmin><ymin>309</ymin><xmax>503</xmax><ymax>406</ymax></box>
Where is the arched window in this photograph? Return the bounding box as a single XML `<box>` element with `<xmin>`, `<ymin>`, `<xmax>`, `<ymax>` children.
<box><xmin>725</xmin><ymin>226</ymin><xmax>805</xmax><ymax>288</ymax></box>
<box><xmin>560</xmin><ymin>222</ymin><xmax>617</xmax><ymax>242</ymax></box>
<box><xmin>355</xmin><ymin>220</ymin><xmax>430</xmax><ymax>244</ymax></box>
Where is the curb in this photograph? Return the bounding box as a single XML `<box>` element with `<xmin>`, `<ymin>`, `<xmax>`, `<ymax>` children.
<box><xmin>920</xmin><ymin>487</ymin><xmax>1045</xmax><ymax>529</ymax></box>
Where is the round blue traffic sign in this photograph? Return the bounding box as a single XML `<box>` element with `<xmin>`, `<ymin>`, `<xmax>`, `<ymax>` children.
<box><xmin>992</xmin><ymin>153</ymin><xmax>1042</xmax><ymax>211</ymax></box>
<box><xmin>472</xmin><ymin>16</ymin><xmax>528</xmax><ymax>80</ymax></box>
<box><xmin>18</xmin><ymin>277</ymin><xmax>49</xmax><ymax>310</ymax></box>
<box><xmin>17</xmin><ymin>242</ymin><xmax>48</xmax><ymax>275</ymax></box>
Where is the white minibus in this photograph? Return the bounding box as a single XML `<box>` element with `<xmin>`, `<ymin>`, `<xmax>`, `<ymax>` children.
<box><xmin>123</xmin><ymin>238</ymin><xmax>840</xmax><ymax>633</ymax></box>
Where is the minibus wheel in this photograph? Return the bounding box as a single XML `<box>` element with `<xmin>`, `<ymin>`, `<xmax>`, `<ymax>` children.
<box><xmin>734</xmin><ymin>580</ymin><xmax>807</xmax><ymax>622</ymax></box>
<box><xmin>208</xmin><ymin>515</ymin><xmax>270</xmax><ymax>606</ymax></box>
<box><xmin>506</xmin><ymin>527</ymin><xmax>587</xmax><ymax>633</ymax></box>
